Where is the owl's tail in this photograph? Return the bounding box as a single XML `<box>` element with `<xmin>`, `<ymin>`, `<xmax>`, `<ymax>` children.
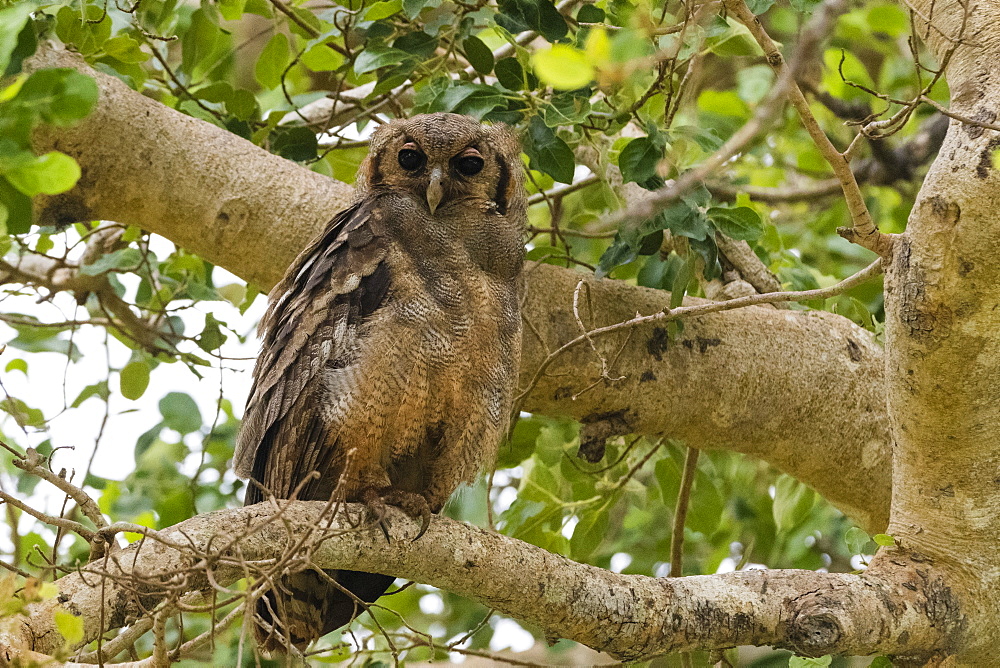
<box><xmin>253</xmin><ymin>570</ymin><xmax>395</xmax><ymax>653</ymax></box>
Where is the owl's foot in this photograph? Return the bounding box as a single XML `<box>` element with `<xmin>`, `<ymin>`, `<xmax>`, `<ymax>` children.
<box><xmin>358</xmin><ymin>487</ymin><xmax>432</xmax><ymax>542</ymax></box>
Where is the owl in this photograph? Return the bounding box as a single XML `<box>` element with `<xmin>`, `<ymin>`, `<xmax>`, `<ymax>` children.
<box><xmin>233</xmin><ymin>113</ymin><xmax>526</xmax><ymax>652</ymax></box>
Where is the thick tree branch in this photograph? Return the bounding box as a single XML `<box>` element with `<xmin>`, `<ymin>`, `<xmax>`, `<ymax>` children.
<box><xmin>876</xmin><ymin>1</ymin><xmax>1000</xmax><ymax>660</ymax></box>
<box><xmin>0</xmin><ymin>502</ymin><xmax>951</xmax><ymax>662</ymax></box>
<box><xmin>24</xmin><ymin>46</ymin><xmax>890</xmax><ymax>529</ymax></box>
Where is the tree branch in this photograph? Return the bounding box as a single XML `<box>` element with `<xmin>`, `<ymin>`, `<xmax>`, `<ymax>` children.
<box><xmin>0</xmin><ymin>502</ymin><xmax>951</xmax><ymax>662</ymax></box>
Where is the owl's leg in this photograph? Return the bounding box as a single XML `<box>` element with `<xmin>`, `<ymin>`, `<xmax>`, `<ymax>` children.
<box><xmin>358</xmin><ymin>487</ymin><xmax>432</xmax><ymax>541</ymax></box>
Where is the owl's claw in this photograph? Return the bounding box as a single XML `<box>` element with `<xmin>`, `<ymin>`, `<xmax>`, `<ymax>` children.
<box><xmin>359</xmin><ymin>487</ymin><xmax>432</xmax><ymax>542</ymax></box>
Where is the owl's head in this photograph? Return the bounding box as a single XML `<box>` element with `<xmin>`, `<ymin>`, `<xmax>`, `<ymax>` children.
<box><xmin>358</xmin><ymin>113</ymin><xmax>524</xmax><ymax>219</ymax></box>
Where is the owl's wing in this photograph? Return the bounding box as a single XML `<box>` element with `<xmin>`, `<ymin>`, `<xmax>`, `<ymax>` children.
<box><xmin>234</xmin><ymin>197</ymin><xmax>390</xmax><ymax>501</ymax></box>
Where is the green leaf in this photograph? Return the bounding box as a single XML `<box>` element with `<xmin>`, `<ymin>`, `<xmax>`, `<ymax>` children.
<box><xmin>120</xmin><ymin>360</ymin><xmax>151</xmax><ymax>400</ymax></box>
<box><xmin>71</xmin><ymin>381</ymin><xmax>110</xmax><ymax>408</ymax></box>
<box><xmin>0</xmin><ymin>4</ymin><xmax>34</xmax><ymax>77</ymax></box>
<box><xmin>3</xmin><ymin>14</ymin><xmax>36</xmax><ymax>79</ymax></box>
<box><xmin>301</xmin><ymin>42</ymin><xmax>344</xmax><ymax>72</ymax></box>
<box><xmin>497</xmin><ymin>0</ymin><xmax>567</xmax><ymax>42</ymax></box>
<box><xmin>270</xmin><ymin>126</ymin><xmax>318</xmax><ymax>162</ymax></box>
<box><xmin>866</xmin><ymin>6</ymin><xmax>908</xmax><ymax>38</ymax></box>
<box><xmin>704</xmin><ymin>20</ymin><xmax>762</xmax><ymax>57</ymax></box>
<box><xmin>14</xmin><ymin>68</ymin><xmax>98</xmax><ymax>126</ymax></box>
<box><xmin>123</xmin><ymin>511</ymin><xmax>156</xmax><ymax>542</ymax></box>
<box><xmin>196</xmin><ymin>313</ymin><xmax>228</xmax><ymax>352</ymax></box>
<box><xmin>744</xmin><ymin>0</ymin><xmax>775</xmax><ymax>13</ymax></box>
<box><xmin>462</xmin><ymin>36</ymin><xmax>495</xmax><ymax>75</ymax></box>
<box><xmin>845</xmin><ymin>526</ymin><xmax>871</xmax><ymax>555</ymax></box>
<box><xmin>873</xmin><ymin>533</ymin><xmax>895</xmax><ymax>547</ymax></box>
<box><xmin>54</xmin><ymin>5</ymin><xmax>111</xmax><ymax>55</ymax></box>
<box><xmin>0</xmin><ymin>177</ymin><xmax>32</xmax><ymax>234</ymax></box>
<box><xmin>3</xmin><ymin>151</ymin><xmax>80</xmax><ymax>196</ymax></box>
<box><xmin>159</xmin><ymin>392</ymin><xmax>202</xmax><ymax>435</ymax></box>
<box><xmin>697</xmin><ymin>89</ymin><xmax>750</xmax><ymax>119</ymax></box>
<box><xmin>708</xmin><ymin>206</ymin><xmax>763</xmax><ymax>241</ymax></box>
<box><xmin>619</xmin><ymin>137</ymin><xmax>662</xmax><ymax>186</ymax></box>
<box><xmin>666</xmin><ymin>201</ymin><xmax>711</xmax><ymax>241</ymax></box>
<box><xmin>354</xmin><ymin>47</ymin><xmax>413</xmax><ymax>75</ymax></box>
<box><xmin>219</xmin><ymin>0</ymin><xmax>247</xmax><ymax>20</ymax></box>
<box><xmin>670</xmin><ymin>253</ymin><xmax>693</xmax><ymax>308</ymax></box>
<box><xmin>655</xmin><ymin>457</ymin><xmax>681</xmax><ymax>508</ymax></box>
<box><xmin>524</xmin><ymin>116</ymin><xmax>574</xmax><ymax>183</ymax></box>
<box><xmin>576</xmin><ymin>5</ymin><xmax>604</xmax><ymax>22</ymax></box>
<box><xmin>4</xmin><ymin>358</ymin><xmax>26</xmax><ymax>375</ymax></box>
<box><xmin>540</xmin><ymin>93</ymin><xmax>591</xmax><ymax>126</ymax></box>
<box><xmin>227</xmin><ymin>88</ymin><xmax>259</xmax><ymax>121</ymax></box>
<box><xmin>736</xmin><ymin>64</ymin><xmax>774</xmax><ymax>105</ymax></box>
<box><xmin>402</xmin><ymin>0</ymin><xmax>441</xmax><ymax>18</ymax></box>
<box><xmin>255</xmin><ymin>32</ymin><xmax>290</xmax><ymax>89</ymax></box>
<box><xmin>0</xmin><ymin>397</ymin><xmax>44</xmax><ymax>428</ymax></box>
<box><xmin>771</xmin><ymin>474</ymin><xmax>815</xmax><ymax>532</ymax></box>
<box><xmin>690</xmin><ymin>235</ymin><xmax>720</xmax><ymax>279</ymax></box>
<box><xmin>495</xmin><ymin>57</ymin><xmax>528</xmax><ymax>90</ymax></box>
<box><xmin>102</xmin><ymin>35</ymin><xmax>149</xmax><ymax>64</ymax></box>
<box><xmin>393</xmin><ymin>31</ymin><xmax>438</xmax><ymax>58</ymax></box>
<box><xmin>54</xmin><ymin>609</ymin><xmax>84</xmax><ymax>644</ymax></box>
<box><xmin>181</xmin><ymin>9</ymin><xmax>220</xmax><ymax>76</ymax></box>
<box><xmin>687</xmin><ymin>468</ymin><xmax>724</xmax><ymax>535</ymax></box>
<box><xmin>438</xmin><ymin>83</ymin><xmax>505</xmax><ymax>119</ymax></box>
<box><xmin>595</xmin><ymin>231</ymin><xmax>639</xmax><ymax>278</ymax></box>
<box><xmin>365</xmin><ymin>0</ymin><xmax>402</xmax><ymax>21</ymax></box>
<box><xmin>518</xmin><ymin>457</ymin><xmax>560</xmax><ymax>502</ymax></box>
<box><xmin>570</xmin><ymin>509</ymin><xmax>608</xmax><ymax>560</ymax></box>
<box><xmin>79</xmin><ymin>248</ymin><xmax>142</xmax><ymax>276</ymax></box>
<box><xmin>532</xmin><ymin>44</ymin><xmax>593</xmax><ymax>90</ymax></box>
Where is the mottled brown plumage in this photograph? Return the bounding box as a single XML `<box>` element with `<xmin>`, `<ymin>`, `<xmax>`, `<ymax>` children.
<box><xmin>234</xmin><ymin>113</ymin><xmax>526</xmax><ymax>652</ymax></box>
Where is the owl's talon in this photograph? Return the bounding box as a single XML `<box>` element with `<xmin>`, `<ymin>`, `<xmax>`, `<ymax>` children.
<box><xmin>377</xmin><ymin>520</ymin><xmax>392</xmax><ymax>543</ymax></box>
<box><xmin>359</xmin><ymin>487</ymin><xmax>432</xmax><ymax>542</ymax></box>
<box><xmin>412</xmin><ymin>509</ymin><xmax>431</xmax><ymax>542</ymax></box>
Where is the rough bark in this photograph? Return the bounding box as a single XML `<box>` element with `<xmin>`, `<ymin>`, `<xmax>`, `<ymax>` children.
<box><xmin>25</xmin><ymin>45</ymin><xmax>891</xmax><ymax>530</ymax></box>
<box><xmin>877</xmin><ymin>0</ymin><xmax>1000</xmax><ymax>660</ymax></box>
<box><xmin>0</xmin><ymin>502</ymin><xmax>951</xmax><ymax>662</ymax></box>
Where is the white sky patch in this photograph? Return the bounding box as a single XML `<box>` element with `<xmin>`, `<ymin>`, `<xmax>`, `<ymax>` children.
<box><xmin>489</xmin><ymin>618</ymin><xmax>534</xmax><ymax>652</ymax></box>
<box><xmin>561</xmin><ymin>515</ymin><xmax>579</xmax><ymax>539</ymax></box>
<box><xmin>419</xmin><ymin>592</ymin><xmax>445</xmax><ymax>615</ymax></box>
<box><xmin>609</xmin><ymin>552</ymin><xmax>632</xmax><ymax>573</ymax></box>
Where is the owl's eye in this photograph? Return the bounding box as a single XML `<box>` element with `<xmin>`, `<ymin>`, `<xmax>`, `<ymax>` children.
<box><xmin>455</xmin><ymin>155</ymin><xmax>485</xmax><ymax>177</ymax></box>
<box><xmin>397</xmin><ymin>148</ymin><xmax>425</xmax><ymax>171</ymax></box>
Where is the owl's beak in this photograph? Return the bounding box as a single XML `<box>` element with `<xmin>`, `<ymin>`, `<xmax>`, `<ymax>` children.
<box><xmin>426</xmin><ymin>166</ymin><xmax>444</xmax><ymax>214</ymax></box>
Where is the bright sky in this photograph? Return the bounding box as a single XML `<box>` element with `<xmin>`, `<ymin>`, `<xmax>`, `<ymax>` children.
<box><xmin>0</xmin><ymin>234</ymin><xmax>266</xmax><ymax>514</ymax></box>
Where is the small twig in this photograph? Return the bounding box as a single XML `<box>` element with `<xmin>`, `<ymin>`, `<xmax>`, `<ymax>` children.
<box><xmin>150</xmin><ymin>610</ymin><xmax>169</xmax><ymax>667</ymax></box>
<box><xmin>919</xmin><ymin>95</ymin><xmax>1000</xmax><ymax>132</ymax></box>
<box><xmin>728</xmin><ymin>0</ymin><xmax>894</xmax><ymax>256</ymax></box>
<box><xmin>12</xmin><ymin>446</ymin><xmax>107</xmax><ymax>530</ymax></box>
<box><xmin>706</xmin><ymin>179</ymin><xmax>842</xmax><ymax>203</ymax></box>
<box><xmin>0</xmin><ymin>486</ymin><xmax>95</xmax><ymax>541</ymax></box>
<box><xmin>670</xmin><ymin>447</ymin><xmax>700</xmax><ymax>578</ymax></box>
<box><xmin>526</xmin><ymin>174</ymin><xmax>600</xmax><ymax>206</ymax></box>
